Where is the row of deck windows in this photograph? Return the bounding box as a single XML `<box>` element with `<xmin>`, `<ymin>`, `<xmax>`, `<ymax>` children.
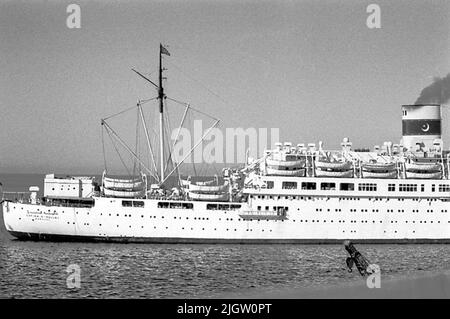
<box><xmin>272</xmin><ymin>181</ymin><xmax>450</xmax><ymax>193</ymax></box>
<box><xmin>141</xmin><ymin>202</ymin><xmax>242</xmax><ymax>210</ymax></box>
<box><xmin>251</xmin><ymin>195</ymin><xmax>443</xmax><ymax>201</ymax></box>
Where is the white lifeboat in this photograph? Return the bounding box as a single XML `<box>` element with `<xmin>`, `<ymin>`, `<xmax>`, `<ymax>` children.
<box><xmin>188</xmin><ymin>192</ymin><xmax>229</xmax><ymax>201</ymax></box>
<box><xmin>315</xmin><ymin>169</ymin><xmax>353</xmax><ymax>178</ymax></box>
<box><xmin>315</xmin><ymin>160</ymin><xmax>352</xmax><ymax>171</ymax></box>
<box><xmin>361</xmin><ymin>162</ymin><xmax>396</xmax><ymax>172</ymax></box>
<box><xmin>405</xmin><ymin>162</ymin><xmax>441</xmax><ymax>172</ymax></box>
<box><xmin>362</xmin><ymin>170</ymin><xmax>397</xmax><ymax>179</ymax></box>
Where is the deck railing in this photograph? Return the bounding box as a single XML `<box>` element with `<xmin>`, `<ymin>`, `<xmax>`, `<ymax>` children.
<box><xmin>1</xmin><ymin>191</ymin><xmax>33</xmax><ymax>204</ymax></box>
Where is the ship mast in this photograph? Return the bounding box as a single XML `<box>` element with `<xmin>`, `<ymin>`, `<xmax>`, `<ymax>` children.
<box><xmin>158</xmin><ymin>44</ymin><xmax>165</xmax><ymax>182</ymax></box>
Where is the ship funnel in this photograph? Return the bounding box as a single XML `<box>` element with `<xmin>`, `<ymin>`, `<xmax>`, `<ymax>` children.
<box><xmin>401</xmin><ymin>104</ymin><xmax>442</xmax><ymax>152</ymax></box>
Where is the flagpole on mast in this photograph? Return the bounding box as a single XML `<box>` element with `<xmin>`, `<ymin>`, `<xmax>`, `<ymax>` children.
<box><xmin>159</xmin><ymin>43</ymin><xmax>165</xmax><ymax>184</ymax></box>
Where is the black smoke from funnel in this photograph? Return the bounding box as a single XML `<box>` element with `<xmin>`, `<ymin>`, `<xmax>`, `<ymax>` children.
<box><xmin>415</xmin><ymin>73</ymin><xmax>450</xmax><ymax>105</ymax></box>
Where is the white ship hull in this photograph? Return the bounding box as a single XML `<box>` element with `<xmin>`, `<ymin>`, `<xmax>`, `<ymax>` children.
<box><xmin>3</xmin><ymin>190</ymin><xmax>450</xmax><ymax>243</ymax></box>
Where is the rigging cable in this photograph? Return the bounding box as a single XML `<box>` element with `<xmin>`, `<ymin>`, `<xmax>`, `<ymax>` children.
<box><xmin>103</xmin><ymin>97</ymin><xmax>158</xmax><ymax>121</ymax></box>
<box><xmin>105</xmin><ymin>125</ymin><xmax>132</xmax><ymax>177</ymax></box>
<box><xmin>132</xmin><ymin>106</ymin><xmax>140</xmax><ymax>177</ymax></box>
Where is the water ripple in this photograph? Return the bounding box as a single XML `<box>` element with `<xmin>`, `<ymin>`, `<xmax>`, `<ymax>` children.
<box><xmin>1</xmin><ymin>238</ymin><xmax>450</xmax><ymax>298</ymax></box>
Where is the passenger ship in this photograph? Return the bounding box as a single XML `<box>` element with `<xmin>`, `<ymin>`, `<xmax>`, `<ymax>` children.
<box><xmin>2</xmin><ymin>45</ymin><xmax>450</xmax><ymax>243</ymax></box>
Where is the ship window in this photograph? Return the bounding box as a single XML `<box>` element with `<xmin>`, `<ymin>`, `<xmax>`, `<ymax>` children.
<box><xmin>122</xmin><ymin>200</ymin><xmax>132</xmax><ymax>207</ymax></box>
<box><xmin>266</xmin><ymin>181</ymin><xmax>274</xmax><ymax>189</ymax></box>
<box><xmin>171</xmin><ymin>202</ymin><xmax>182</xmax><ymax>209</ymax></box>
<box><xmin>340</xmin><ymin>183</ymin><xmax>354</xmax><ymax>191</ymax></box>
<box><xmin>421</xmin><ymin>184</ymin><xmax>425</xmax><ymax>192</ymax></box>
<box><xmin>133</xmin><ymin>201</ymin><xmax>144</xmax><ymax>208</ymax></box>
<box><xmin>157</xmin><ymin>202</ymin><xmax>170</xmax><ymax>208</ymax></box>
<box><xmin>439</xmin><ymin>184</ymin><xmax>450</xmax><ymax>192</ymax></box>
<box><xmin>321</xmin><ymin>182</ymin><xmax>336</xmax><ymax>190</ymax></box>
<box><xmin>388</xmin><ymin>184</ymin><xmax>395</xmax><ymax>192</ymax></box>
<box><xmin>158</xmin><ymin>202</ymin><xmax>193</xmax><ymax>209</ymax></box>
<box><xmin>177</xmin><ymin>202</ymin><xmax>193</xmax><ymax>209</ymax></box>
<box><xmin>358</xmin><ymin>183</ymin><xmax>377</xmax><ymax>191</ymax></box>
<box><xmin>282</xmin><ymin>181</ymin><xmax>297</xmax><ymax>189</ymax></box>
<box><xmin>399</xmin><ymin>184</ymin><xmax>417</xmax><ymax>192</ymax></box>
<box><xmin>301</xmin><ymin>182</ymin><xmax>316</xmax><ymax>190</ymax></box>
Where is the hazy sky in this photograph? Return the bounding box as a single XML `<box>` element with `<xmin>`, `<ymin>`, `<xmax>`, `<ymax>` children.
<box><xmin>1</xmin><ymin>0</ymin><xmax>449</xmax><ymax>174</ymax></box>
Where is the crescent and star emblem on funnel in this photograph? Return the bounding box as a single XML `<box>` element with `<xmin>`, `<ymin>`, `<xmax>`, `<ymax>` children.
<box><xmin>421</xmin><ymin>123</ymin><xmax>430</xmax><ymax>132</ymax></box>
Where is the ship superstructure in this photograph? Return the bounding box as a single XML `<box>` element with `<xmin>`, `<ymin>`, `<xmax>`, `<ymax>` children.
<box><xmin>2</xmin><ymin>47</ymin><xmax>450</xmax><ymax>243</ymax></box>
